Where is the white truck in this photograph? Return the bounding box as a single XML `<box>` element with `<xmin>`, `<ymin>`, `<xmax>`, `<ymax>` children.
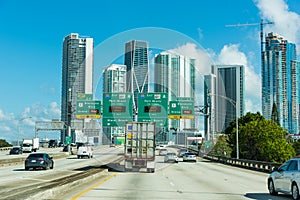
<box><xmin>22</xmin><ymin>138</ymin><xmax>39</xmax><ymax>153</ymax></box>
<box><xmin>124</xmin><ymin>122</ymin><xmax>155</xmax><ymax>173</ymax></box>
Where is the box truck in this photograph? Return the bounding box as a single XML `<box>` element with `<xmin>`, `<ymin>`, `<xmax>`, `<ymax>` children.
<box><xmin>124</xmin><ymin>122</ymin><xmax>155</xmax><ymax>173</ymax></box>
<box><xmin>22</xmin><ymin>138</ymin><xmax>39</xmax><ymax>152</ymax></box>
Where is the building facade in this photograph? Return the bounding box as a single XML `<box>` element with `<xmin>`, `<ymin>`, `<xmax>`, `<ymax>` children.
<box><xmin>124</xmin><ymin>40</ymin><xmax>149</xmax><ymax>114</ymax></box>
<box><xmin>61</xmin><ymin>33</ymin><xmax>94</xmax><ymax>143</ymax></box>
<box><xmin>207</xmin><ymin>65</ymin><xmax>245</xmax><ymax>134</ymax></box>
<box><xmin>154</xmin><ymin>52</ymin><xmax>196</xmax><ymax>133</ymax></box>
<box><xmin>262</xmin><ymin>32</ymin><xmax>300</xmax><ymax>134</ymax></box>
<box><xmin>102</xmin><ymin>64</ymin><xmax>127</xmax><ymax>144</ymax></box>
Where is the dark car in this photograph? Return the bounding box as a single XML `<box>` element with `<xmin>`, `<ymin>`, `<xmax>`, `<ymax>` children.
<box><xmin>9</xmin><ymin>146</ymin><xmax>23</xmax><ymax>155</ymax></box>
<box><xmin>48</xmin><ymin>140</ymin><xmax>58</xmax><ymax>148</ymax></box>
<box><xmin>25</xmin><ymin>153</ymin><xmax>54</xmax><ymax>170</ymax></box>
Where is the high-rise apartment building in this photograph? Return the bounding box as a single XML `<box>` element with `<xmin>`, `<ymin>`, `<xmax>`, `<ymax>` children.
<box><xmin>124</xmin><ymin>40</ymin><xmax>149</xmax><ymax>113</ymax></box>
<box><xmin>102</xmin><ymin>64</ymin><xmax>126</xmax><ymax>144</ymax></box>
<box><xmin>61</xmin><ymin>33</ymin><xmax>94</xmax><ymax>142</ymax></box>
<box><xmin>262</xmin><ymin>32</ymin><xmax>300</xmax><ymax>134</ymax></box>
<box><xmin>207</xmin><ymin>65</ymin><xmax>245</xmax><ymax>134</ymax></box>
<box><xmin>154</xmin><ymin>52</ymin><xmax>195</xmax><ymax>132</ymax></box>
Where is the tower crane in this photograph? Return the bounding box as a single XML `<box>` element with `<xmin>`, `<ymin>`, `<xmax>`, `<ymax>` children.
<box><xmin>225</xmin><ymin>19</ymin><xmax>274</xmax><ymax>68</ymax></box>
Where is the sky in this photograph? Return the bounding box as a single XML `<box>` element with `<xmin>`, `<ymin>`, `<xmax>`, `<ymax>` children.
<box><xmin>0</xmin><ymin>0</ymin><xmax>300</xmax><ymax>143</ymax></box>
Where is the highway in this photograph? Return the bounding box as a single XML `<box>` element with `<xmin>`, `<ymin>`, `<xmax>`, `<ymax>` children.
<box><xmin>60</xmin><ymin>148</ymin><xmax>290</xmax><ymax>200</ymax></box>
<box><xmin>0</xmin><ymin>146</ymin><xmax>292</xmax><ymax>200</ymax></box>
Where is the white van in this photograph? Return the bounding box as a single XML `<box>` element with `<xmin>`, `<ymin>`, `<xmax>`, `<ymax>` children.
<box><xmin>77</xmin><ymin>146</ymin><xmax>93</xmax><ymax>159</ymax></box>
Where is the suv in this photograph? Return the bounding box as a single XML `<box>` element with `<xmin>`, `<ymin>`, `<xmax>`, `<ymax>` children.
<box><xmin>77</xmin><ymin>146</ymin><xmax>93</xmax><ymax>159</ymax></box>
<box><xmin>25</xmin><ymin>153</ymin><xmax>54</xmax><ymax>170</ymax></box>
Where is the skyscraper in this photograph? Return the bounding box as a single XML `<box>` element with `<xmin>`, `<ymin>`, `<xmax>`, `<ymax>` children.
<box><xmin>262</xmin><ymin>32</ymin><xmax>300</xmax><ymax>134</ymax></box>
<box><xmin>154</xmin><ymin>52</ymin><xmax>196</xmax><ymax>131</ymax></box>
<box><xmin>124</xmin><ymin>40</ymin><xmax>149</xmax><ymax>114</ymax></box>
<box><xmin>61</xmin><ymin>33</ymin><xmax>94</xmax><ymax>142</ymax></box>
<box><xmin>102</xmin><ymin>64</ymin><xmax>126</xmax><ymax>144</ymax></box>
<box><xmin>208</xmin><ymin>65</ymin><xmax>245</xmax><ymax>134</ymax></box>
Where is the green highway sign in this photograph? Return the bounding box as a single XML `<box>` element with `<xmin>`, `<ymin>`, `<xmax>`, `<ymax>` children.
<box><xmin>169</xmin><ymin>97</ymin><xmax>194</xmax><ymax>119</ymax></box>
<box><xmin>65</xmin><ymin>136</ymin><xmax>72</xmax><ymax>145</ymax></box>
<box><xmin>76</xmin><ymin>100</ymin><xmax>101</xmax><ymax>119</ymax></box>
<box><xmin>137</xmin><ymin>93</ymin><xmax>168</xmax><ymax>127</ymax></box>
<box><xmin>77</xmin><ymin>93</ymin><xmax>93</xmax><ymax>101</ymax></box>
<box><xmin>102</xmin><ymin>93</ymin><xmax>133</xmax><ymax>126</ymax></box>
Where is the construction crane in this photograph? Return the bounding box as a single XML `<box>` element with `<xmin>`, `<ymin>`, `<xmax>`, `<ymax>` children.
<box><xmin>225</xmin><ymin>19</ymin><xmax>274</xmax><ymax>68</ymax></box>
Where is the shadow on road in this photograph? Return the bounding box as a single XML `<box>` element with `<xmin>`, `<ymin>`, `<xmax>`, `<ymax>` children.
<box><xmin>245</xmin><ymin>192</ymin><xmax>290</xmax><ymax>200</ymax></box>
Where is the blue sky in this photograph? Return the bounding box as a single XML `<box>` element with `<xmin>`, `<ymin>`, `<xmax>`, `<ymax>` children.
<box><xmin>0</xmin><ymin>0</ymin><xmax>300</xmax><ymax>143</ymax></box>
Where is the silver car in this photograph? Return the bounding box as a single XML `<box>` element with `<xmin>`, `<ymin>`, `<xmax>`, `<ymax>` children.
<box><xmin>182</xmin><ymin>152</ymin><xmax>197</xmax><ymax>162</ymax></box>
<box><xmin>164</xmin><ymin>152</ymin><xmax>179</xmax><ymax>163</ymax></box>
<box><xmin>268</xmin><ymin>158</ymin><xmax>300</xmax><ymax>200</ymax></box>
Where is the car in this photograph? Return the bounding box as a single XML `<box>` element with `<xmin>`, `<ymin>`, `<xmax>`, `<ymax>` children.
<box><xmin>159</xmin><ymin>148</ymin><xmax>168</xmax><ymax>156</ymax></box>
<box><xmin>77</xmin><ymin>146</ymin><xmax>93</xmax><ymax>159</ymax></box>
<box><xmin>164</xmin><ymin>152</ymin><xmax>179</xmax><ymax>163</ymax></box>
<box><xmin>110</xmin><ymin>143</ymin><xmax>116</xmax><ymax>147</ymax></box>
<box><xmin>178</xmin><ymin>148</ymin><xmax>188</xmax><ymax>157</ymax></box>
<box><xmin>9</xmin><ymin>146</ymin><xmax>23</xmax><ymax>155</ymax></box>
<box><xmin>48</xmin><ymin>139</ymin><xmax>58</xmax><ymax>148</ymax></box>
<box><xmin>183</xmin><ymin>152</ymin><xmax>197</xmax><ymax>162</ymax></box>
<box><xmin>268</xmin><ymin>158</ymin><xmax>300</xmax><ymax>200</ymax></box>
<box><xmin>25</xmin><ymin>152</ymin><xmax>54</xmax><ymax>170</ymax></box>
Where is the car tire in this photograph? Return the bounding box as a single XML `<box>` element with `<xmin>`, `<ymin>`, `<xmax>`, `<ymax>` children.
<box><xmin>268</xmin><ymin>179</ymin><xmax>278</xmax><ymax>195</ymax></box>
<box><xmin>292</xmin><ymin>183</ymin><xmax>300</xmax><ymax>200</ymax></box>
<box><xmin>25</xmin><ymin>167</ymin><xmax>29</xmax><ymax>171</ymax></box>
<box><xmin>50</xmin><ymin>163</ymin><xmax>54</xmax><ymax>169</ymax></box>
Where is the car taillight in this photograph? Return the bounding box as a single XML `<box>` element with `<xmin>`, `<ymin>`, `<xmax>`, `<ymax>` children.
<box><xmin>39</xmin><ymin>158</ymin><xmax>44</xmax><ymax>162</ymax></box>
<box><xmin>25</xmin><ymin>158</ymin><xmax>29</xmax><ymax>162</ymax></box>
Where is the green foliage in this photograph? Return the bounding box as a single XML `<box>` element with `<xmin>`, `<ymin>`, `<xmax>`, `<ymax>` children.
<box><xmin>292</xmin><ymin>140</ymin><xmax>300</xmax><ymax>156</ymax></box>
<box><xmin>226</xmin><ymin>112</ymin><xmax>295</xmax><ymax>163</ymax></box>
<box><xmin>210</xmin><ymin>135</ymin><xmax>232</xmax><ymax>157</ymax></box>
<box><xmin>0</xmin><ymin>139</ymin><xmax>12</xmax><ymax>148</ymax></box>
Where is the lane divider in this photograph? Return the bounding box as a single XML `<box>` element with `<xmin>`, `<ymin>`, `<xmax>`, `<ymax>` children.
<box><xmin>71</xmin><ymin>172</ymin><xmax>119</xmax><ymax>200</ymax></box>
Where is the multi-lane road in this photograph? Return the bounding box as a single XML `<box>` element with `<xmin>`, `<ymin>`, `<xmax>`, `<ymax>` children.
<box><xmin>0</xmin><ymin>146</ymin><xmax>292</xmax><ymax>200</ymax></box>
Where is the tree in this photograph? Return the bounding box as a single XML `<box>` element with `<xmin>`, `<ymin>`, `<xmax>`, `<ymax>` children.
<box><xmin>210</xmin><ymin>135</ymin><xmax>232</xmax><ymax>157</ymax></box>
<box><xmin>226</xmin><ymin>112</ymin><xmax>295</xmax><ymax>163</ymax></box>
<box><xmin>0</xmin><ymin>139</ymin><xmax>12</xmax><ymax>148</ymax></box>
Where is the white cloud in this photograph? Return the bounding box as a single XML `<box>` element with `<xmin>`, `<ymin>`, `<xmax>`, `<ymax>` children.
<box><xmin>0</xmin><ymin>102</ymin><xmax>61</xmax><ymax>143</ymax></box>
<box><xmin>255</xmin><ymin>0</ymin><xmax>300</xmax><ymax>53</ymax></box>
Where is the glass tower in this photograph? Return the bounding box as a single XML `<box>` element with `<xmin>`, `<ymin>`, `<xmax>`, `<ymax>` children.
<box><xmin>154</xmin><ymin>53</ymin><xmax>196</xmax><ymax>131</ymax></box>
<box><xmin>61</xmin><ymin>33</ymin><xmax>94</xmax><ymax>143</ymax></box>
<box><xmin>102</xmin><ymin>64</ymin><xmax>126</xmax><ymax>144</ymax></box>
<box><xmin>124</xmin><ymin>40</ymin><xmax>149</xmax><ymax>115</ymax></box>
<box><xmin>262</xmin><ymin>32</ymin><xmax>300</xmax><ymax>134</ymax></box>
<box><xmin>209</xmin><ymin>65</ymin><xmax>245</xmax><ymax>133</ymax></box>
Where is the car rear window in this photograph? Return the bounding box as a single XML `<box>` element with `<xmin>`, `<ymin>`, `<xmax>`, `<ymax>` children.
<box><xmin>28</xmin><ymin>154</ymin><xmax>44</xmax><ymax>158</ymax></box>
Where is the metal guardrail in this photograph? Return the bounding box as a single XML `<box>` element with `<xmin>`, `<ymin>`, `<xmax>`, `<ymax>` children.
<box><xmin>203</xmin><ymin>154</ymin><xmax>281</xmax><ymax>173</ymax></box>
<box><xmin>168</xmin><ymin>145</ymin><xmax>281</xmax><ymax>173</ymax></box>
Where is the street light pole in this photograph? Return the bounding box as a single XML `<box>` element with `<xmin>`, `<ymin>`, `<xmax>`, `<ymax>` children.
<box><xmin>208</xmin><ymin>93</ymin><xmax>239</xmax><ymax>159</ymax></box>
<box><xmin>17</xmin><ymin>116</ymin><xmax>32</xmax><ymax>146</ymax></box>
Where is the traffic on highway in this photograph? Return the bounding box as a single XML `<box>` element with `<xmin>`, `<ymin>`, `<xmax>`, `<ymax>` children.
<box><xmin>0</xmin><ymin>144</ymin><xmax>291</xmax><ymax>200</ymax></box>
